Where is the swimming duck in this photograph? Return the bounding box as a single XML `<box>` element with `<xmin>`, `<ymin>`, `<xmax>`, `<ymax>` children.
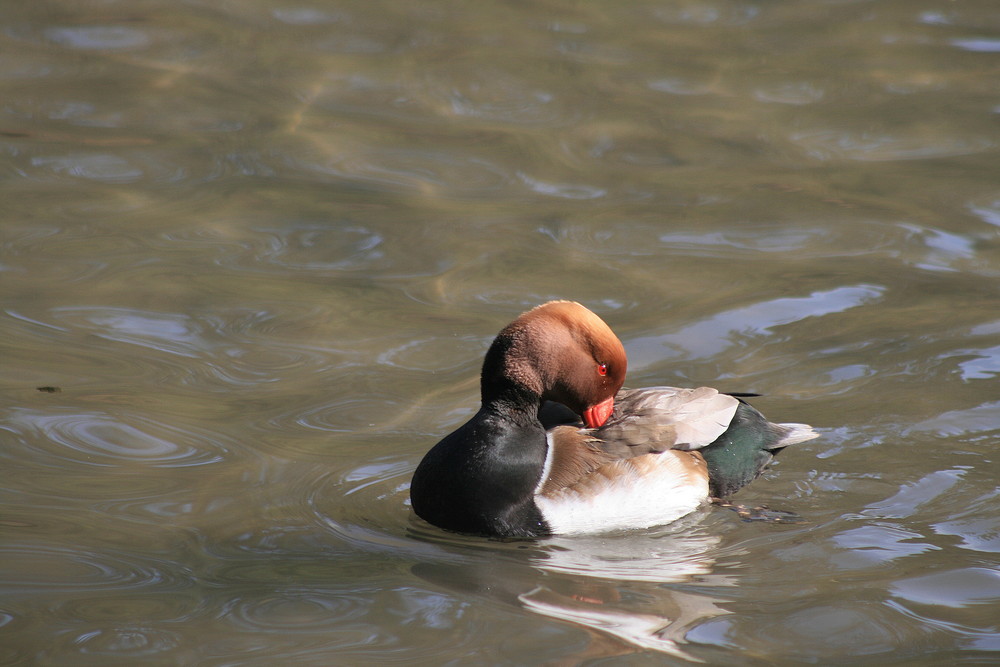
<box><xmin>410</xmin><ymin>301</ymin><xmax>817</xmax><ymax>538</ymax></box>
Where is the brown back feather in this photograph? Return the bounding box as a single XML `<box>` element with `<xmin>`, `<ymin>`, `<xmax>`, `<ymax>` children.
<box><xmin>537</xmin><ymin>426</ymin><xmax>620</xmax><ymax>497</ymax></box>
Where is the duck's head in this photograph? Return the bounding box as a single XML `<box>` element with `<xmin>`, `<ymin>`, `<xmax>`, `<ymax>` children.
<box><xmin>481</xmin><ymin>301</ymin><xmax>627</xmax><ymax>428</ymax></box>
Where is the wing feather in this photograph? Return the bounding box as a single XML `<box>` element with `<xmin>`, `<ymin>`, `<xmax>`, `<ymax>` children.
<box><xmin>597</xmin><ymin>387</ymin><xmax>739</xmax><ymax>452</ymax></box>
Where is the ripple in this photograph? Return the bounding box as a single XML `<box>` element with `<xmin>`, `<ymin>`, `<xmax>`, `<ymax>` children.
<box><xmin>861</xmin><ymin>469</ymin><xmax>966</xmax><ymax>520</ymax></box>
<box><xmin>814</xmin><ymin>363</ymin><xmax>877</xmax><ymax>394</ymax></box>
<box><xmin>385</xmin><ymin>63</ymin><xmax>573</xmax><ymax>126</ymax></box>
<box><xmin>376</xmin><ymin>335</ymin><xmax>485</xmax><ymax>372</ymax></box>
<box><xmin>315</xmin><ymin>33</ymin><xmax>387</xmax><ymax>55</ymax></box>
<box><xmin>1</xmin><ymin>477</ymin><xmax>195</xmax><ymax>540</ymax></box>
<box><xmin>297</xmin><ymin>457</ymin><xmax>479</xmax><ymax>566</ymax></box>
<box><xmin>649</xmin><ymin>76</ymin><xmax>714</xmax><ymax>96</ymax></box>
<box><xmin>906</xmin><ymin>400</ymin><xmax>1000</xmax><ymax>438</ymax></box>
<box><xmin>933</xmin><ymin>488</ymin><xmax>1000</xmax><ymax>553</ymax></box>
<box><xmin>892</xmin><ymin>567</ymin><xmax>1000</xmax><ymax>607</ymax></box>
<box><xmin>968</xmin><ymin>197</ymin><xmax>1000</xmax><ymax>228</ymax></box>
<box><xmin>59</xmin><ymin>593</ymin><xmax>201</xmax><ymax>624</ymax></box>
<box><xmin>204</xmin><ymin>345</ymin><xmax>332</xmax><ymax>386</ymax></box>
<box><xmin>23</xmin><ymin>150</ymin><xmax>189</xmax><ymax>184</ymax></box>
<box><xmin>67</xmin><ymin>626</ymin><xmax>182</xmax><ymax>658</ymax></box>
<box><xmin>951</xmin><ymin>38</ymin><xmax>1000</xmax><ymax>53</ymax></box>
<box><xmin>162</xmin><ymin>222</ymin><xmax>451</xmax><ymax>282</ymax></box>
<box><xmin>44</xmin><ymin>26</ymin><xmax>151</xmax><ymax>51</ymax></box>
<box><xmin>951</xmin><ymin>344</ymin><xmax>1000</xmax><ymax>381</ymax></box>
<box><xmin>832</xmin><ymin>524</ymin><xmax>939</xmax><ymax>568</ymax></box>
<box><xmin>897</xmin><ymin>222</ymin><xmax>980</xmax><ymax>273</ymax></box>
<box><xmin>30</xmin><ymin>154</ymin><xmax>143</xmax><ymax>183</ymax></box>
<box><xmin>626</xmin><ymin>285</ymin><xmax>885</xmax><ymax>368</ymax></box>
<box><xmin>264</xmin><ymin>394</ymin><xmax>413</xmax><ymax>435</ymax></box>
<box><xmin>658</xmin><ymin>225</ymin><xmax>831</xmax><ymax>256</ymax></box>
<box><xmin>444</xmin><ymin>79</ymin><xmax>557</xmax><ymax>124</ymax></box>
<box><xmin>6</xmin><ymin>409</ymin><xmax>229</xmax><ymax>468</ymax></box>
<box><xmin>2</xmin><ymin>308</ymin><xmax>233</xmax><ymax>396</ymax></box>
<box><xmin>286</xmin><ymin>143</ymin><xmax>514</xmax><ymax>198</ymax></box>
<box><xmin>517</xmin><ymin>171</ymin><xmax>606</xmax><ymax>199</ymax></box>
<box><xmin>778</xmin><ymin>604</ymin><xmax>910</xmax><ymax>657</ymax></box>
<box><xmin>0</xmin><ymin>544</ymin><xmax>175</xmax><ymax>593</ymax></box>
<box><xmin>197</xmin><ymin>307</ymin><xmax>352</xmax><ymax>385</ymax></box>
<box><xmin>0</xmin><ymin>53</ymin><xmax>60</xmax><ymax>80</ymax></box>
<box><xmin>753</xmin><ymin>82</ymin><xmax>825</xmax><ymax>105</ymax></box>
<box><xmin>653</xmin><ymin>4</ymin><xmax>760</xmax><ymax>26</ymax></box>
<box><xmin>51</xmin><ymin>307</ymin><xmax>206</xmax><ymax>358</ymax></box>
<box><xmin>309</xmin><ymin>458</ymin><xmax>415</xmax><ymax>546</ymax></box>
<box><xmin>272</xmin><ymin>8</ymin><xmax>346</xmax><ymax>25</ymax></box>
<box><xmin>251</xmin><ymin>223</ymin><xmax>386</xmax><ymax>272</ymax></box>
<box><xmin>228</xmin><ymin>593</ymin><xmax>363</xmax><ymax>632</ymax></box>
<box><xmin>791</xmin><ymin>129</ymin><xmax>995</xmax><ymax>162</ymax></box>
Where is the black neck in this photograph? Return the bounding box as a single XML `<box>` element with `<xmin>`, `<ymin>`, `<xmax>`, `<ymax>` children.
<box><xmin>411</xmin><ymin>380</ymin><xmax>550</xmax><ymax>537</ymax></box>
<box><xmin>481</xmin><ymin>377</ymin><xmax>543</xmax><ymax>426</ymax></box>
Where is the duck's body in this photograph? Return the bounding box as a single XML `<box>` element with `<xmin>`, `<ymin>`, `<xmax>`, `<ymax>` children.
<box><xmin>410</xmin><ymin>302</ymin><xmax>817</xmax><ymax>538</ymax></box>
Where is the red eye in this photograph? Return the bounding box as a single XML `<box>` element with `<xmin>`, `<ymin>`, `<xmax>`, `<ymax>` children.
<box><xmin>597</xmin><ymin>363</ymin><xmax>608</xmax><ymax>376</ymax></box>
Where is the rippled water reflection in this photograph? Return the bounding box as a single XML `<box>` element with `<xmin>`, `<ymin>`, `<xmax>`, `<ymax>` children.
<box><xmin>2</xmin><ymin>0</ymin><xmax>1000</xmax><ymax>664</ymax></box>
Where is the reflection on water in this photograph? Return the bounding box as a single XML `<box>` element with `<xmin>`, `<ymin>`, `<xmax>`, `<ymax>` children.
<box><xmin>522</xmin><ymin>528</ymin><xmax>728</xmax><ymax>659</ymax></box>
<box><xmin>409</xmin><ymin>513</ymin><xmax>729</xmax><ymax>660</ymax></box>
<box><xmin>3</xmin><ymin>0</ymin><xmax>1000</xmax><ymax>663</ymax></box>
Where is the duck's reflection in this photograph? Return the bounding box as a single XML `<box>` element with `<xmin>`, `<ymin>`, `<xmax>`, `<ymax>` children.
<box><xmin>410</xmin><ymin>517</ymin><xmax>730</xmax><ymax>660</ymax></box>
<box><xmin>518</xmin><ymin>586</ymin><xmax>722</xmax><ymax>659</ymax></box>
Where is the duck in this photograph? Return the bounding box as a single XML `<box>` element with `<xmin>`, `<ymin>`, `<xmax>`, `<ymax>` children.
<box><xmin>410</xmin><ymin>301</ymin><xmax>817</xmax><ymax>538</ymax></box>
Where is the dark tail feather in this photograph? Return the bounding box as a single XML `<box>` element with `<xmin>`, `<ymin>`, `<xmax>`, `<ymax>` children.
<box><xmin>700</xmin><ymin>402</ymin><xmax>817</xmax><ymax>498</ymax></box>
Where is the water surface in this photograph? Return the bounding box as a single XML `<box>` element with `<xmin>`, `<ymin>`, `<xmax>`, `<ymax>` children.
<box><xmin>2</xmin><ymin>0</ymin><xmax>999</xmax><ymax>664</ymax></box>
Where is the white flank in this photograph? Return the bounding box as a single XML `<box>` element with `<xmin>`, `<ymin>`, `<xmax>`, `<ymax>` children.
<box><xmin>534</xmin><ymin>451</ymin><xmax>709</xmax><ymax>535</ymax></box>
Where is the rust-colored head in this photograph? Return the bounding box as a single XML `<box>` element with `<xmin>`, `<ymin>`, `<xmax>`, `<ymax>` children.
<box><xmin>481</xmin><ymin>301</ymin><xmax>627</xmax><ymax>427</ymax></box>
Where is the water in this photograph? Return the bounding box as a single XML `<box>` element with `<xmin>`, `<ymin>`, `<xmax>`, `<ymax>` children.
<box><xmin>2</xmin><ymin>0</ymin><xmax>999</xmax><ymax>663</ymax></box>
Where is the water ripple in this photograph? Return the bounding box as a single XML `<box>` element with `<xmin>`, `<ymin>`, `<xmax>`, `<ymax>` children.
<box><xmin>44</xmin><ymin>26</ymin><xmax>152</xmax><ymax>51</ymax></box>
<box><xmin>933</xmin><ymin>488</ymin><xmax>1000</xmax><ymax>553</ymax></box>
<box><xmin>51</xmin><ymin>306</ymin><xmax>206</xmax><ymax>358</ymax></box>
<box><xmin>376</xmin><ymin>334</ymin><xmax>485</xmax><ymax>372</ymax></box>
<box><xmin>6</xmin><ymin>409</ymin><xmax>229</xmax><ymax>468</ymax></box>
<box><xmin>63</xmin><ymin>626</ymin><xmax>182</xmax><ymax>659</ymax></box>
<box><xmin>951</xmin><ymin>38</ymin><xmax>1000</xmax><ymax>53</ymax></box>
<box><xmin>791</xmin><ymin>128</ymin><xmax>995</xmax><ymax>162</ymax></box>
<box><xmin>15</xmin><ymin>303</ymin><xmax>349</xmax><ymax>392</ymax></box>
<box><xmin>658</xmin><ymin>224</ymin><xmax>863</xmax><ymax>257</ymax></box>
<box><xmin>20</xmin><ymin>150</ymin><xmax>192</xmax><ymax>185</ymax></box>
<box><xmin>444</xmin><ymin>77</ymin><xmax>557</xmax><ymax>124</ymax></box>
<box><xmin>968</xmin><ymin>197</ymin><xmax>1000</xmax><ymax>228</ymax></box>
<box><xmin>249</xmin><ymin>223</ymin><xmax>386</xmax><ymax>272</ymax></box>
<box><xmin>517</xmin><ymin>171</ymin><xmax>606</xmax><ymax>199</ymax></box>
<box><xmin>0</xmin><ymin>544</ymin><xmax>179</xmax><ymax>593</ymax></box>
<box><xmin>33</xmin><ymin>593</ymin><xmax>196</xmax><ymax>662</ymax></box>
<box><xmin>309</xmin><ymin>457</ymin><xmax>415</xmax><ymax>552</ymax></box>
<box><xmin>627</xmin><ymin>284</ymin><xmax>885</xmax><ymax>369</ymax></box>
<box><xmin>286</xmin><ymin>144</ymin><xmax>514</xmax><ymax>197</ymax></box>
<box><xmin>906</xmin><ymin>400</ymin><xmax>1000</xmax><ymax>438</ymax></box>
<box><xmin>892</xmin><ymin>567</ymin><xmax>1000</xmax><ymax>607</ymax></box>
<box><xmin>228</xmin><ymin>593</ymin><xmax>363</xmax><ymax>632</ymax></box>
<box><xmin>832</xmin><ymin>524</ymin><xmax>940</xmax><ymax>568</ymax></box>
<box><xmin>653</xmin><ymin>4</ymin><xmax>760</xmax><ymax>26</ymax></box>
<box><xmin>753</xmin><ymin>82</ymin><xmax>826</xmax><ymax>105</ymax></box>
<box><xmin>861</xmin><ymin>469</ymin><xmax>966</xmax><ymax>521</ymax></box>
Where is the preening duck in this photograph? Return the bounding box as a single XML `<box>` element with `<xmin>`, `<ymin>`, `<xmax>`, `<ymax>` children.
<box><xmin>410</xmin><ymin>301</ymin><xmax>817</xmax><ymax>538</ymax></box>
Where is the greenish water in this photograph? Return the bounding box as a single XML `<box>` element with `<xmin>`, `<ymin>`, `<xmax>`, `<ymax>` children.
<box><xmin>2</xmin><ymin>1</ymin><xmax>999</xmax><ymax>664</ymax></box>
